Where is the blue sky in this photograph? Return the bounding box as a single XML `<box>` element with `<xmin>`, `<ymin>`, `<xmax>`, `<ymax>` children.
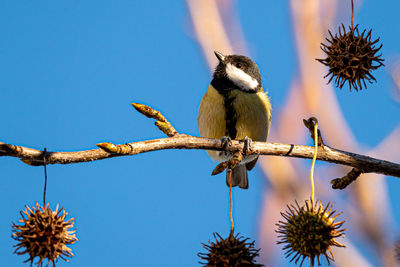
<box><xmin>1</xmin><ymin>1</ymin><xmax>399</xmax><ymax>266</ymax></box>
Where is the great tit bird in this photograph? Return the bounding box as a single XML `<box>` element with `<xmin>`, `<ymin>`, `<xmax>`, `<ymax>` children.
<box><xmin>197</xmin><ymin>51</ymin><xmax>271</xmax><ymax>189</ymax></box>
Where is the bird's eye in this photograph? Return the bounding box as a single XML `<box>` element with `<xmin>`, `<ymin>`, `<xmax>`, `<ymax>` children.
<box><xmin>236</xmin><ymin>62</ymin><xmax>242</xmax><ymax>68</ymax></box>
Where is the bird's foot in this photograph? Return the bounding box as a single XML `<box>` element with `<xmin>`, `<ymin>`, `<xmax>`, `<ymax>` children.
<box><xmin>220</xmin><ymin>136</ymin><xmax>232</xmax><ymax>150</ymax></box>
<box><xmin>242</xmin><ymin>136</ymin><xmax>253</xmax><ymax>155</ymax></box>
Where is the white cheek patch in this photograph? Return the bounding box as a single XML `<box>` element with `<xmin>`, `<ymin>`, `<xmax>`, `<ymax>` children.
<box><xmin>226</xmin><ymin>63</ymin><xmax>259</xmax><ymax>90</ymax></box>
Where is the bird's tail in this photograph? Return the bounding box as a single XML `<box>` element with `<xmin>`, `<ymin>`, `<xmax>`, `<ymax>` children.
<box><xmin>226</xmin><ymin>165</ymin><xmax>248</xmax><ymax>189</ymax></box>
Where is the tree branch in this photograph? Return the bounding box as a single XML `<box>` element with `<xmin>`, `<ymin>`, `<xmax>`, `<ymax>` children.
<box><xmin>1</xmin><ymin>137</ymin><xmax>400</xmax><ymax>179</ymax></box>
<box><xmin>1</xmin><ymin>103</ymin><xmax>400</xmax><ymax>189</ymax></box>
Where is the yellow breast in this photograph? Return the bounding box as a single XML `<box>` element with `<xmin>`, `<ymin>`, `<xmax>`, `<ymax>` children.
<box><xmin>197</xmin><ymin>84</ymin><xmax>271</xmax><ymax>161</ymax></box>
<box><xmin>197</xmin><ymin>85</ymin><xmax>226</xmax><ymax>140</ymax></box>
<box><xmin>230</xmin><ymin>89</ymin><xmax>271</xmax><ymax>141</ymax></box>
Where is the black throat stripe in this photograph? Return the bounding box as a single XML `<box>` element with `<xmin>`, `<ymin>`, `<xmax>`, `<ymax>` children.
<box><xmin>211</xmin><ymin>78</ymin><xmax>239</xmax><ymax>139</ymax></box>
<box><xmin>223</xmin><ymin>92</ymin><xmax>237</xmax><ymax>139</ymax></box>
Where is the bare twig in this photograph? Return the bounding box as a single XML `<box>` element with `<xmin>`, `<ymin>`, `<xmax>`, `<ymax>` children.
<box><xmin>1</xmin><ymin>103</ymin><xmax>400</xmax><ymax>184</ymax></box>
<box><xmin>303</xmin><ymin>117</ymin><xmax>325</xmax><ymax>147</ymax></box>
<box><xmin>211</xmin><ymin>150</ymin><xmax>243</xmax><ymax>176</ymax></box>
<box><xmin>304</xmin><ymin>116</ymin><xmax>360</xmax><ymax>189</ymax></box>
<box><xmin>1</xmin><ymin>137</ymin><xmax>400</xmax><ymax>179</ymax></box>
<box><xmin>331</xmin><ymin>168</ymin><xmax>362</xmax><ymax>189</ymax></box>
<box><xmin>131</xmin><ymin>103</ymin><xmax>178</xmax><ymax>137</ymax></box>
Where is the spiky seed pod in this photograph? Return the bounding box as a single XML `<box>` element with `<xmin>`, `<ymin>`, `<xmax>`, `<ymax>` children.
<box><xmin>317</xmin><ymin>24</ymin><xmax>384</xmax><ymax>91</ymax></box>
<box><xmin>198</xmin><ymin>232</ymin><xmax>263</xmax><ymax>267</ymax></box>
<box><xmin>12</xmin><ymin>202</ymin><xmax>78</xmax><ymax>267</ymax></box>
<box><xmin>276</xmin><ymin>199</ymin><xmax>346</xmax><ymax>267</ymax></box>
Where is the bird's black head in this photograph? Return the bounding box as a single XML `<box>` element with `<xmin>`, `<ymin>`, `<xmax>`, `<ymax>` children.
<box><xmin>212</xmin><ymin>51</ymin><xmax>262</xmax><ymax>94</ymax></box>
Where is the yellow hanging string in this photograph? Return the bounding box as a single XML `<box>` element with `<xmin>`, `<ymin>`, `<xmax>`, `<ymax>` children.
<box><xmin>310</xmin><ymin>122</ymin><xmax>318</xmax><ymax>203</ymax></box>
<box><xmin>227</xmin><ymin>169</ymin><xmax>234</xmax><ymax>234</ymax></box>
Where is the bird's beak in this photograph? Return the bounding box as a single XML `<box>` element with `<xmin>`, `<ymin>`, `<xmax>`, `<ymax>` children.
<box><xmin>214</xmin><ymin>51</ymin><xmax>225</xmax><ymax>62</ymax></box>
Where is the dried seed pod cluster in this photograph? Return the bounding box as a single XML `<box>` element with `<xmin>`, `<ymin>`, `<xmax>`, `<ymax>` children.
<box><xmin>317</xmin><ymin>24</ymin><xmax>384</xmax><ymax>91</ymax></box>
<box><xmin>198</xmin><ymin>232</ymin><xmax>263</xmax><ymax>267</ymax></box>
<box><xmin>12</xmin><ymin>203</ymin><xmax>77</xmax><ymax>267</ymax></box>
<box><xmin>276</xmin><ymin>199</ymin><xmax>346</xmax><ymax>267</ymax></box>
